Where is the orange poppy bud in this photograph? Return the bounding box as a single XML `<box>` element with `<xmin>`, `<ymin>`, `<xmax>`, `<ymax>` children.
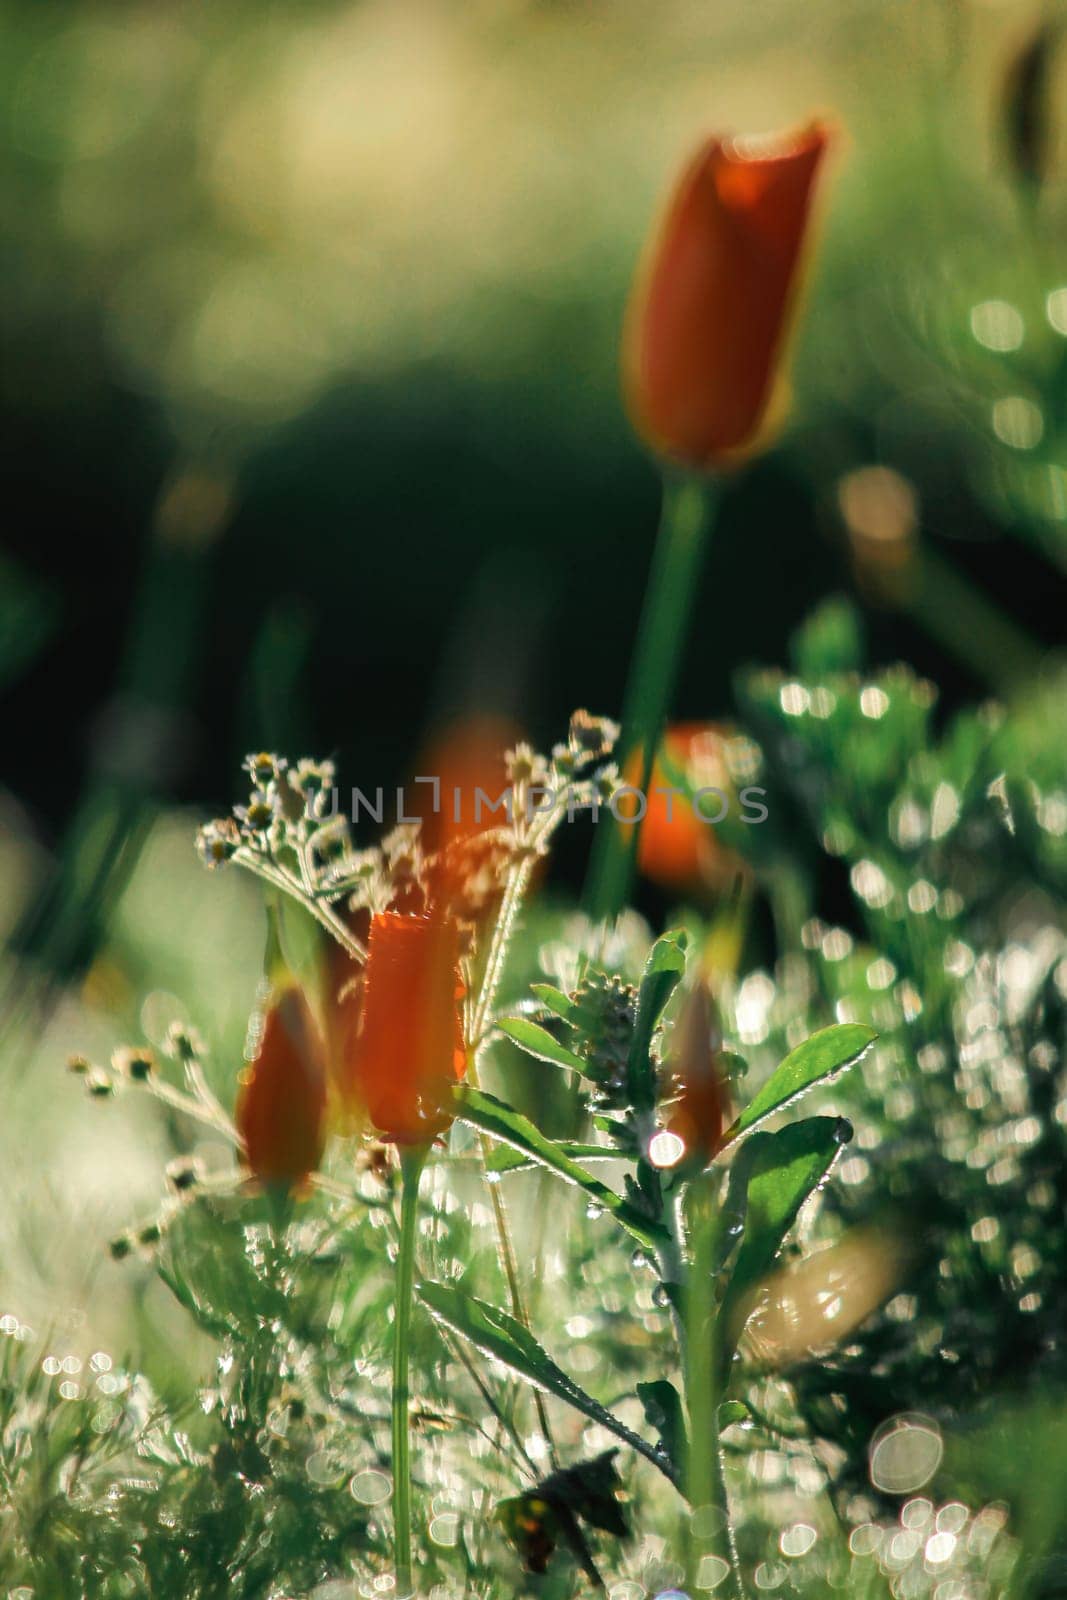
<box><xmin>628</xmin><ymin>724</ymin><xmax>744</xmax><ymax>894</ymax></box>
<box><xmin>416</xmin><ymin>716</ymin><xmax>519</xmax><ymax>857</ymax></box>
<box><xmin>347</xmin><ymin>912</ymin><xmax>466</xmax><ymax>1145</ymax></box>
<box><xmin>623</xmin><ymin>121</ymin><xmax>832</xmax><ymax>468</ymax></box>
<box><xmin>236</xmin><ymin>985</ymin><xmax>327</xmax><ymax>1191</ymax></box>
<box><xmin>663</xmin><ymin>982</ymin><xmax>728</xmax><ymax>1168</ymax></box>
<box><xmin>415</xmin><ymin>715</ymin><xmax>522</xmax><ymax>920</ymax></box>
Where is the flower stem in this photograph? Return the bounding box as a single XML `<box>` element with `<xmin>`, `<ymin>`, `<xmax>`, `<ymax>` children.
<box><xmin>467</xmin><ymin>842</ymin><xmax>561</xmax><ymax>1466</ymax></box>
<box><xmin>584</xmin><ymin>473</ymin><xmax>717</xmax><ymax>923</ymax></box>
<box><xmin>392</xmin><ymin>1145</ymin><xmax>427</xmax><ymax>1598</ymax></box>
<box><xmin>686</xmin><ymin>1174</ymin><xmax>744</xmax><ymax>1596</ymax></box>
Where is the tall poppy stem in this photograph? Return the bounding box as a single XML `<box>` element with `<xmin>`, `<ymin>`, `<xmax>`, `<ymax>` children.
<box><xmin>584</xmin><ymin>473</ymin><xmax>718</xmax><ymax>923</ymax></box>
<box><xmin>392</xmin><ymin>1144</ymin><xmax>427</xmax><ymax>1598</ymax></box>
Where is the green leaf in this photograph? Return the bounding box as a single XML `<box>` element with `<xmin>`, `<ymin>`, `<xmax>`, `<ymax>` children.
<box><xmin>530</xmin><ymin>984</ymin><xmax>579</xmax><ymax>1022</ymax></box>
<box><xmin>718</xmin><ymin>1399</ymin><xmax>752</xmax><ymax>1430</ymax></box>
<box><xmin>452</xmin><ymin>1085</ymin><xmax>667</xmax><ymax>1250</ymax></box>
<box><xmin>626</xmin><ymin>929</ymin><xmax>687</xmax><ymax>1112</ymax></box>
<box><xmin>719</xmin><ymin>1116</ymin><xmax>852</xmax><ymax>1377</ymax></box>
<box><xmin>418</xmin><ymin>1281</ymin><xmax>675</xmax><ymax>1483</ymax></box>
<box><xmin>728</xmin><ymin>1023</ymin><xmax>875</xmax><ymax>1141</ymax></box>
<box><xmin>636</xmin><ymin>1379</ymin><xmax>688</xmax><ymax>1478</ymax></box>
<box><xmin>496</xmin><ymin>1017</ymin><xmax>588</xmax><ymax>1074</ymax></box>
<box><xmin>486</xmin><ymin>1141</ymin><xmax>618</xmax><ymax>1177</ymax></box>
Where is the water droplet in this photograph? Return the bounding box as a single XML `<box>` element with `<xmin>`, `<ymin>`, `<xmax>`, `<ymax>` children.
<box><xmin>649</xmin><ymin>1129</ymin><xmax>685</xmax><ymax>1169</ymax></box>
<box><xmin>869</xmin><ymin>1414</ymin><xmax>943</xmax><ymax>1493</ymax></box>
<box><xmin>349</xmin><ymin>1468</ymin><xmax>390</xmax><ymax>1505</ymax></box>
<box><xmin>695</xmin><ymin>1554</ymin><xmax>730</xmax><ymax>1589</ymax></box>
<box><xmin>780</xmin><ymin>1522</ymin><xmax>817</xmax><ymax>1557</ymax></box>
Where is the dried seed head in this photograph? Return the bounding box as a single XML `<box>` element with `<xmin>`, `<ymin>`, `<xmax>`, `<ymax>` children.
<box><xmin>108</xmin><ymin>1233</ymin><xmax>134</xmax><ymax>1261</ymax></box>
<box><xmin>136</xmin><ymin>1221</ymin><xmax>163</xmax><ymax>1248</ymax></box>
<box><xmin>87</xmin><ymin>1069</ymin><xmax>115</xmax><ymax>1098</ymax></box>
<box><xmin>66</xmin><ymin>1053</ymin><xmax>93</xmax><ymax>1076</ymax></box>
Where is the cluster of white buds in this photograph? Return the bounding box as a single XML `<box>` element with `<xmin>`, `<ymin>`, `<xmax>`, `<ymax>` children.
<box><xmin>193</xmin><ymin>715</ymin><xmax>621</xmax><ymax>961</ymax></box>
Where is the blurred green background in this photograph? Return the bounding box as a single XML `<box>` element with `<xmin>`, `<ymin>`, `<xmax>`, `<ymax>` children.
<box><xmin>1</xmin><ymin>0</ymin><xmax>1066</xmax><ymax>1457</ymax></box>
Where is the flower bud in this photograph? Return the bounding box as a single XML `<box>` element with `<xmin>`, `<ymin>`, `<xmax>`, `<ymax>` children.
<box><xmin>628</xmin><ymin>724</ymin><xmax>744</xmax><ymax>894</ymax></box>
<box><xmin>163</xmin><ymin>1022</ymin><xmax>206</xmax><ymax>1063</ymax></box>
<box><xmin>196</xmin><ymin>818</ymin><xmax>240</xmax><ymax>869</ymax></box>
<box><xmin>662</xmin><ymin>982</ymin><xmax>729</xmax><ymax>1168</ymax></box>
<box><xmin>165</xmin><ymin>1157</ymin><xmax>202</xmax><ymax>1193</ymax></box>
<box><xmin>113</xmin><ymin>1045</ymin><xmax>156</xmax><ymax>1082</ymax></box>
<box><xmin>235</xmin><ymin>985</ymin><xmax>327</xmax><ymax>1191</ymax></box>
<box><xmin>344</xmin><ymin>912</ymin><xmax>465</xmax><ymax>1145</ymax></box>
<box><xmin>624</xmin><ymin>121</ymin><xmax>831</xmax><ymax>468</ymax></box>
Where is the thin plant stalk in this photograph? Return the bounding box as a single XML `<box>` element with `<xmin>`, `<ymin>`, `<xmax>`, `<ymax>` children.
<box><xmin>467</xmin><ymin>837</ymin><xmax>561</xmax><ymax>1466</ymax></box>
<box><xmin>392</xmin><ymin>1145</ymin><xmax>427</xmax><ymax>1597</ymax></box>
<box><xmin>585</xmin><ymin>473</ymin><xmax>718</xmax><ymax>923</ymax></box>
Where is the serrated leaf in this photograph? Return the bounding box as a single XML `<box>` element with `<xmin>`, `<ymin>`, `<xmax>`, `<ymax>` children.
<box><xmin>418</xmin><ymin>1281</ymin><xmax>674</xmax><ymax>1482</ymax></box>
<box><xmin>727</xmin><ymin>1023</ymin><xmax>875</xmax><ymax>1141</ymax></box>
<box><xmin>452</xmin><ymin>1085</ymin><xmax>667</xmax><ymax>1250</ymax></box>
<box><xmin>626</xmin><ymin>929</ymin><xmax>687</xmax><ymax>1111</ymax></box>
<box><xmin>719</xmin><ymin>1116</ymin><xmax>852</xmax><ymax>1378</ymax></box>
<box><xmin>497</xmin><ymin>1017</ymin><xmax>588</xmax><ymax>1074</ymax></box>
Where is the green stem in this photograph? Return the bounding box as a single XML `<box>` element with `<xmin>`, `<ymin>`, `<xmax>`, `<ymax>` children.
<box><xmin>584</xmin><ymin>473</ymin><xmax>718</xmax><ymax>923</ymax></box>
<box><xmin>905</xmin><ymin>545</ymin><xmax>1043</xmax><ymax>695</ymax></box>
<box><xmin>685</xmin><ymin>1174</ymin><xmax>744</xmax><ymax>1596</ymax></box>
<box><xmin>392</xmin><ymin>1146</ymin><xmax>427</xmax><ymax>1597</ymax></box>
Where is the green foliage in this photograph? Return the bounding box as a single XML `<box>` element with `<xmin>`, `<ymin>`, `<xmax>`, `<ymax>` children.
<box><xmin>417</xmin><ymin>1281</ymin><xmax>674</xmax><ymax>1484</ymax></box>
<box><xmin>728</xmin><ymin>1023</ymin><xmax>875</xmax><ymax>1141</ymax></box>
<box><xmin>716</xmin><ymin>1116</ymin><xmax>854</xmax><ymax>1379</ymax></box>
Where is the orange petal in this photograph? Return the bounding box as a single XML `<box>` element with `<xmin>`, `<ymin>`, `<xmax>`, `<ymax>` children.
<box><xmin>623</xmin><ymin>120</ymin><xmax>833</xmax><ymax>468</ymax></box>
<box><xmin>346</xmin><ymin>911</ymin><xmax>466</xmax><ymax>1145</ymax></box>
<box><xmin>236</xmin><ymin>987</ymin><xmax>327</xmax><ymax>1190</ymax></box>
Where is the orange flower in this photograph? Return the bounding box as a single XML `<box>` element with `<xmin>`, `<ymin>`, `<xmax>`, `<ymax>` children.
<box><xmin>629</xmin><ymin>724</ymin><xmax>743</xmax><ymax>893</ymax></box>
<box><xmin>663</xmin><ymin>982</ymin><xmax>729</xmax><ymax>1167</ymax></box>
<box><xmin>415</xmin><ymin>715</ymin><xmax>521</xmax><ymax>919</ymax></box>
<box><xmin>346</xmin><ymin>912</ymin><xmax>466</xmax><ymax>1145</ymax></box>
<box><xmin>236</xmin><ymin>985</ymin><xmax>327</xmax><ymax>1191</ymax></box>
<box><xmin>623</xmin><ymin>121</ymin><xmax>831</xmax><ymax>468</ymax></box>
<box><xmin>416</xmin><ymin>716</ymin><xmax>519</xmax><ymax>858</ymax></box>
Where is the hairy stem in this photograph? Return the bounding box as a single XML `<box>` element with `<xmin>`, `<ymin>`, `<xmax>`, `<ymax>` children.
<box><xmin>234</xmin><ymin>847</ymin><xmax>367</xmax><ymax>961</ymax></box>
<box><xmin>467</xmin><ymin>838</ymin><xmax>559</xmax><ymax>1465</ymax></box>
<box><xmin>686</xmin><ymin>1175</ymin><xmax>744</xmax><ymax>1595</ymax></box>
<box><xmin>392</xmin><ymin>1146</ymin><xmax>426</xmax><ymax>1597</ymax></box>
